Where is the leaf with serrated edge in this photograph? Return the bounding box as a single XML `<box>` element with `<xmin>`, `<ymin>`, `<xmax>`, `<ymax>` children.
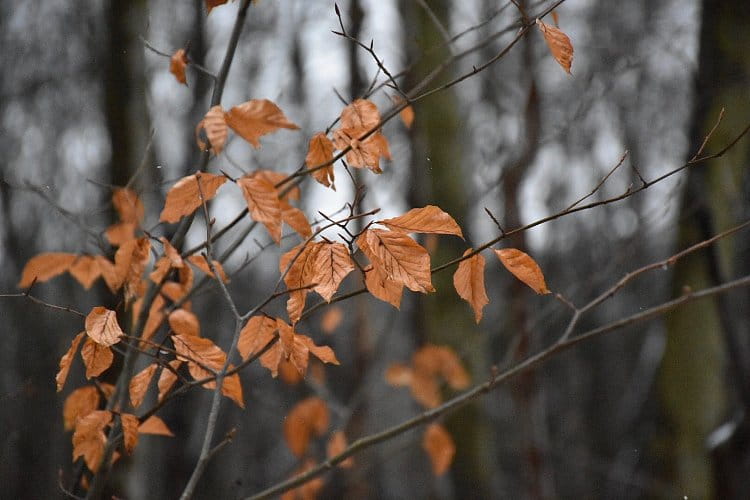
<box><xmin>495</xmin><ymin>248</ymin><xmax>551</xmax><ymax>294</ymax></box>
<box><xmin>280</xmin><ymin>242</ymin><xmax>323</xmax><ymax>324</ymax></box>
<box><xmin>225</xmin><ymin>99</ymin><xmax>299</xmax><ymax>148</ymax></box>
<box><xmin>423</xmin><ymin>423</ymin><xmax>455</xmax><ymax>476</ymax></box>
<box><xmin>18</xmin><ymin>252</ymin><xmax>77</xmax><ymax>288</ymax></box>
<box><xmin>85</xmin><ymin>307</ymin><xmax>123</xmax><ymax>346</ymax></box>
<box><xmin>159</xmin><ymin>172</ymin><xmax>227</xmax><ymax>223</ymax></box>
<box><xmin>364</xmin><ymin>264</ymin><xmax>403</xmax><ymax>308</ymax></box>
<box><xmin>56</xmin><ymin>332</ymin><xmax>85</xmax><ymax>392</ymax></box>
<box><xmin>379</xmin><ymin>205</ymin><xmax>463</xmax><ymax>238</ymax></box>
<box><xmin>238</xmin><ymin>175</ymin><xmax>282</xmax><ymax>243</ymax></box>
<box><xmin>129</xmin><ymin>363</ymin><xmax>158</xmax><ymax>408</ymax></box>
<box><xmin>305</xmin><ymin>132</ymin><xmax>335</xmax><ymax>189</ymax></box>
<box><xmin>358</xmin><ymin>229</ymin><xmax>434</xmax><ymax>293</ymax></box>
<box><xmin>311</xmin><ymin>242</ymin><xmax>355</xmax><ymax>302</ymax></box>
<box><xmin>536</xmin><ymin>19</ymin><xmax>574</xmax><ymax>74</ymax></box>
<box><xmin>81</xmin><ymin>338</ymin><xmax>114</xmax><ymax>379</ymax></box>
<box><xmin>453</xmin><ymin>250</ymin><xmax>489</xmax><ymax>323</ymax></box>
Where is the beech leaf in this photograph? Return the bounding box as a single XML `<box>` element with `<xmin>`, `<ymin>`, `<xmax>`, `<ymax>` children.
<box><xmin>157</xmin><ymin>360</ymin><xmax>183</xmax><ymax>403</ymax></box>
<box><xmin>112</xmin><ymin>187</ymin><xmax>144</xmax><ymax>224</ymax></box>
<box><xmin>63</xmin><ymin>386</ymin><xmax>101</xmax><ymax>431</ymax></box>
<box><xmin>283</xmin><ymin>397</ymin><xmax>330</xmax><ymax>457</ymax></box>
<box><xmin>237</xmin><ymin>315</ymin><xmax>277</xmax><ymax>361</ymax></box>
<box><xmin>120</xmin><ymin>413</ymin><xmax>140</xmax><ymax>455</ymax></box>
<box><xmin>305</xmin><ymin>132</ymin><xmax>335</xmax><ymax>189</ymax></box>
<box><xmin>357</xmin><ymin>229</ymin><xmax>434</xmax><ymax>293</ymax></box>
<box><xmin>378</xmin><ymin>205</ymin><xmax>463</xmax><ymax>238</ymax></box>
<box><xmin>72</xmin><ymin>410</ymin><xmax>112</xmax><ymax>472</ymax></box>
<box><xmin>311</xmin><ymin>242</ymin><xmax>355</xmax><ymax>302</ymax></box>
<box><xmin>225</xmin><ymin>99</ymin><xmax>300</xmax><ymax>149</ymax></box>
<box><xmin>56</xmin><ymin>332</ymin><xmax>85</xmax><ymax>392</ymax></box>
<box><xmin>280</xmin><ymin>242</ymin><xmax>323</xmax><ymax>324</ymax></box>
<box><xmin>536</xmin><ymin>18</ymin><xmax>574</xmax><ymax>74</ymax></box>
<box><xmin>281</xmin><ymin>202</ymin><xmax>312</xmax><ymax>239</ymax></box>
<box><xmin>85</xmin><ymin>306</ymin><xmax>123</xmax><ymax>347</ymax></box>
<box><xmin>129</xmin><ymin>363</ymin><xmax>158</xmax><ymax>409</ymax></box>
<box><xmin>18</xmin><ymin>252</ymin><xmax>77</xmax><ymax>288</ymax></box>
<box><xmin>199</xmin><ymin>105</ymin><xmax>228</xmax><ymax>154</ymax></box>
<box><xmin>495</xmin><ymin>248</ymin><xmax>551</xmax><ymax>294</ymax></box>
<box><xmin>159</xmin><ymin>172</ymin><xmax>227</xmax><ymax>223</ymax></box>
<box><xmin>138</xmin><ymin>415</ymin><xmax>174</xmax><ymax>436</ymax></box>
<box><xmin>81</xmin><ymin>338</ymin><xmax>114</xmax><ymax>379</ymax></box>
<box><xmin>364</xmin><ymin>264</ymin><xmax>403</xmax><ymax>309</ymax></box>
<box><xmin>423</xmin><ymin>423</ymin><xmax>455</xmax><ymax>476</ymax></box>
<box><xmin>169</xmin><ymin>48</ymin><xmax>188</xmax><ymax>85</ymax></box>
<box><xmin>69</xmin><ymin>256</ymin><xmax>103</xmax><ymax>289</ymax></box>
<box><xmin>238</xmin><ymin>175</ymin><xmax>283</xmax><ymax>243</ymax></box>
<box><xmin>453</xmin><ymin>249</ymin><xmax>489</xmax><ymax>323</ymax></box>
<box><xmin>168</xmin><ymin>309</ymin><xmax>200</xmax><ymax>337</ymax></box>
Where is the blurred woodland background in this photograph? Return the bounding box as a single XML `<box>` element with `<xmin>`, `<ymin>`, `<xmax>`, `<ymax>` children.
<box><xmin>1</xmin><ymin>0</ymin><xmax>750</xmax><ymax>498</ymax></box>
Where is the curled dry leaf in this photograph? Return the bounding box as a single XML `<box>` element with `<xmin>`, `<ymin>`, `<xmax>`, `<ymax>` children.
<box><xmin>168</xmin><ymin>309</ymin><xmax>200</xmax><ymax>337</ymax></box>
<box><xmin>138</xmin><ymin>415</ymin><xmax>174</xmax><ymax>436</ymax></box>
<box><xmin>453</xmin><ymin>249</ymin><xmax>489</xmax><ymax>323</ymax></box>
<box><xmin>199</xmin><ymin>105</ymin><xmax>228</xmax><ymax>154</ymax></box>
<box><xmin>85</xmin><ymin>306</ymin><xmax>124</xmax><ymax>347</ymax></box>
<box><xmin>129</xmin><ymin>363</ymin><xmax>158</xmax><ymax>409</ymax></box>
<box><xmin>169</xmin><ymin>48</ymin><xmax>188</xmax><ymax>85</ymax></box>
<box><xmin>378</xmin><ymin>205</ymin><xmax>463</xmax><ymax>238</ymax></box>
<box><xmin>63</xmin><ymin>386</ymin><xmax>100</xmax><ymax>431</ymax></box>
<box><xmin>305</xmin><ymin>132</ymin><xmax>335</xmax><ymax>189</ymax></box>
<box><xmin>327</xmin><ymin>431</ymin><xmax>354</xmax><ymax>468</ymax></box>
<box><xmin>120</xmin><ymin>413</ymin><xmax>139</xmax><ymax>454</ymax></box>
<box><xmin>18</xmin><ymin>252</ymin><xmax>77</xmax><ymax>288</ymax></box>
<box><xmin>114</xmin><ymin>236</ymin><xmax>151</xmax><ymax>302</ymax></box>
<box><xmin>333</xmin><ymin>99</ymin><xmax>391</xmax><ymax>173</ymax></box>
<box><xmin>283</xmin><ymin>396</ymin><xmax>330</xmax><ymax>457</ymax></box>
<box><xmin>358</xmin><ymin>229</ymin><xmax>434</xmax><ymax>293</ymax></box>
<box><xmin>159</xmin><ymin>172</ymin><xmax>227</xmax><ymax>223</ymax></box>
<box><xmin>536</xmin><ymin>18</ymin><xmax>574</xmax><ymax>74</ymax></box>
<box><xmin>494</xmin><ymin>248</ymin><xmax>551</xmax><ymax>294</ymax></box>
<box><xmin>56</xmin><ymin>332</ymin><xmax>85</xmax><ymax>392</ymax></box>
<box><xmin>81</xmin><ymin>338</ymin><xmax>114</xmax><ymax>379</ymax></box>
<box><xmin>423</xmin><ymin>423</ymin><xmax>455</xmax><ymax>476</ymax></box>
<box><xmin>238</xmin><ymin>175</ymin><xmax>282</xmax><ymax>244</ymax></box>
<box><xmin>225</xmin><ymin>99</ymin><xmax>300</xmax><ymax>149</ymax></box>
<box><xmin>260</xmin><ymin>320</ymin><xmax>338</xmax><ymax>377</ymax></box>
<box><xmin>69</xmin><ymin>256</ymin><xmax>102</xmax><ymax>290</ymax></box>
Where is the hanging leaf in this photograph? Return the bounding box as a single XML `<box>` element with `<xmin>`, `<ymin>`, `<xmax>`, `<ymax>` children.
<box><xmin>494</xmin><ymin>248</ymin><xmax>551</xmax><ymax>294</ymax></box>
<box><xmin>453</xmin><ymin>250</ymin><xmax>489</xmax><ymax>323</ymax></box>
<box><xmin>280</xmin><ymin>242</ymin><xmax>323</xmax><ymax>324</ymax></box>
<box><xmin>332</xmin><ymin>99</ymin><xmax>391</xmax><ymax>173</ymax></box>
<box><xmin>237</xmin><ymin>175</ymin><xmax>283</xmax><ymax>243</ymax></box>
<box><xmin>391</xmin><ymin>94</ymin><xmax>415</xmax><ymax>128</ymax></box>
<box><xmin>413</xmin><ymin>345</ymin><xmax>470</xmax><ymax>390</ymax></box>
<box><xmin>69</xmin><ymin>255</ymin><xmax>102</xmax><ymax>290</ymax></box>
<box><xmin>157</xmin><ymin>360</ymin><xmax>183</xmax><ymax>403</ymax></box>
<box><xmin>225</xmin><ymin>99</ymin><xmax>300</xmax><ymax>148</ymax></box>
<box><xmin>159</xmin><ymin>172</ymin><xmax>227</xmax><ymax>223</ymax></box>
<box><xmin>311</xmin><ymin>242</ymin><xmax>355</xmax><ymax>302</ymax></box>
<box><xmin>422</xmin><ymin>423</ymin><xmax>455</xmax><ymax>476</ymax></box>
<box><xmin>120</xmin><ymin>413</ymin><xmax>140</xmax><ymax>454</ymax></box>
<box><xmin>63</xmin><ymin>386</ymin><xmax>100</xmax><ymax>431</ymax></box>
<box><xmin>186</xmin><ymin>254</ymin><xmax>229</xmax><ymax>283</ymax></box>
<box><xmin>364</xmin><ymin>264</ymin><xmax>403</xmax><ymax>309</ymax></box>
<box><xmin>129</xmin><ymin>363</ymin><xmax>158</xmax><ymax>409</ymax></box>
<box><xmin>198</xmin><ymin>105</ymin><xmax>228</xmax><ymax>154</ymax></box>
<box><xmin>378</xmin><ymin>205</ymin><xmax>463</xmax><ymax>238</ymax></box>
<box><xmin>56</xmin><ymin>332</ymin><xmax>85</xmax><ymax>392</ymax></box>
<box><xmin>18</xmin><ymin>252</ymin><xmax>77</xmax><ymax>288</ymax></box>
<box><xmin>357</xmin><ymin>229</ymin><xmax>434</xmax><ymax>293</ymax></box>
<box><xmin>283</xmin><ymin>397</ymin><xmax>330</xmax><ymax>457</ymax></box>
<box><xmin>72</xmin><ymin>410</ymin><xmax>112</xmax><ymax>472</ymax></box>
<box><xmin>305</xmin><ymin>132</ymin><xmax>335</xmax><ymax>189</ymax></box>
<box><xmin>340</xmin><ymin>99</ymin><xmax>381</xmax><ymax>130</ymax></box>
<box><xmin>114</xmin><ymin>236</ymin><xmax>151</xmax><ymax>302</ymax></box>
<box><xmin>112</xmin><ymin>187</ymin><xmax>144</xmax><ymax>224</ymax></box>
<box><xmin>237</xmin><ymin>315</ymin><xmax>277</xmax><ymax>361</ymax></box>
<box><xmin>253</xmin><ymin>169</ymin><xmax>300</xmax><ymax>201</ymax></box>
<box><xmin>85</xmin><ymin>306</ymin><xmax>123</xmax><ymax>347</ymax></box>
<box><xmin>168</xmin><ymin>309</ymin><xmax>200</xmax><ymax>337</ymax></box>
<box><xmin>536</xmin><ymin>18</ymin><xmax>574</xmax><ymax>74</ymax></box>
<box><xmin>138</xmin><ymin>415</ymin><xmax>174</xmax><ymax>436</ymax></box>
<box><xmin>260</xmin><ymin>320</ymin><xmax>339</xmax><ymax>377</ymax></box>
<box><xmin>81</xmin><ymin>338</ymin><xmax>114</xmax><ymax>379</ymax></box>
<box><xmin>281</xmin><ymin>202</ymin><xmax>312</xmax><ymax>239</ymax></box>
<box><xmin>94</xmin><ymin>256</ymin><xmax>119</xmax><ymax>293</ymax></box>
<box><xmin>160</xmin><ymin>237</ymin><xmax>184</xmax><ymax>268</ymax></box>
<box><xmin>169</xmin><ymin>48</ymin><xmax>188</xmax><ymax>85</ymax></box>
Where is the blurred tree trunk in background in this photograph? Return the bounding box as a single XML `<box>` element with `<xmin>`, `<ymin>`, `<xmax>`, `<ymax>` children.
<box><xmin>660</xmin><ymin>0</ymin><xmax>750</xmax><ymax>498</ymax></box>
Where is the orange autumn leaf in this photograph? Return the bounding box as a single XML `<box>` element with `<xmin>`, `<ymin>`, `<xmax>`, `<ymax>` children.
<box><xmin>129</xmin><ymin>363</ymin><xmax>158</xmax><ymax>409</ymax></box>
<box><xmin>340</xmin><ymin>98</ymin><xmax>380</xmax><ymax>130</ymax></box>
<box><xmin>168</xmin><ymin>309</ymin><xmax>200</xmax><ymax>337</ymax></box>
<box><xmin>327</xmin><ymin>430</ymin><xmax>354</xmax><ymax>468</ymax></box>
<box><xmin>138</xmin><ymin>415</ymin><xmax>174</xmax><ymax>436</ymax></box>
<box><xmin>186</xmin><ymin>254</ymin><xmax>229</xmax><ymax>283</ymax></box>
<box><xmin>112</xmin><ymin>187</ymin><xmax>144</xmax><ymax>224</ymax></box>
<box><xmin>160</xmin><ymin>237</ymin><xmax>184</xmax><ymax>268</ymax></box>
<box><xmin>56</xmin><ymin>332</ymin><xmax>85</xmax><ymax>392</ymax></box>
<box><xmin>332</xmin><ymin>99</ymin><xmax>391</xmax><ymax>173</ymax></box>
<box><xmin>311</xmin><ymin>242</ymin><xmax>355</xmax><ymax>302</ymax></box>
<box><xmin>280</xmin><ymin>242</ymin><xmax>323</xmax><ymax>324</ymax></box>
<box><xmin>205</xmin><ymin>0</ymin><xmax>230</xmax><ymax>14</ymax></box>
<box><xmin>134</xmin><ymin>294</ymin><xmax>167</xmax><ymax>344</ymax></box>
<box><xmin>169</xmin><ymin>48</ymin><xmax>188</xmax><ymax>85</ymax></box>
<box><xmin>69</xmin><ymin>255</ymin><xmax>102</xmax><ymax>290</ymax></box>
<box><xmin>114</xmin><ymin>236</ymin><xmax>151</xmax><ymax>301</ymax></box>
<box><xmin>157</xmin><ymin>360</ymin><xmax>183</xmax><ymax>403</ymax></box>
<box><xmin>453</xmin><ymin>249</ymin><xmax>489</xmax><ymax>323</ymax></box>
<box><xmin>120</xmin><ymin>413</ymin><xmax>140</xmax><ymax>454</ymax></box>
<box><xmin>384</xmin><ymin>363</ymin><xmax>413</xmax><ymax>387</ymax></box>
<box><xmin>283</xmin><ymin>396</ymin><xmax>330</xmax><ymax>457</ymax></box>
<box><xmin>280</xmin><ymin>460</ymin><xmax>325</xmax><ymax>500</ymax></box>
<box><xmin>159</xmin><ymin>172</ymin><xmax>227</xmax><ymax>223</ymax></box>
<box><xmin>364</xmin><ymin>264</ymin><xmax>403</xmax><ymax>308</ymax></box>
<box><xmin>413</xmin><ymin>345</ymin><xmax>470</xmax><ymax>390</ymax></box>
<box><xmin>105</xmin><ymin>221</ymin><xmax>137</xmax><ymax>246</ymax></box>
<box><xmin>18</xmin><ymin>252</ymin><xmax>77</xmax><ymax>288</ymax></box>
<box><xmin>253</xmin><ymin>170</ymin><xmax>300</xmax><ymax>201</ymax></box>
<box><xmin>357</xmin><ymin>229</ymin><xmax>434</xmax><ymax>293</ymax></box>
<box><xmin>494</xmin><ymin>248</ymin><xmax>550</xmax><ymax>294</ymax></box>
<box><xmin>94</xmin><ymin>255</ymin><xmax>120</xmax><ymax>293</ymax></box>
<box><xmin>225</xmin><ymin>99</ymin><xmax>300</xmax><ymax>149</ymax></box>
<box><xmin>63</xmin><ymin>385</ymin><xmax>101</xmax><ymax>431</ymax></box>
<box><xmin>536</xmin><ymin>19</ymin><xmax>574</xmax><ymax>74</ymax></box>
<box><xmin>391</xmin><ymin>94</ymin><xmax>415</xmax><ymax>128</ymax></box>
<box><xmin>320</xmin><ymin>306</ymin><xmax>343</xmax><ymax>334</ymax></box>
<box><xmin>281</xmin><ymin>202</ymin><xmax>312</xmax><ymax>239</ymax></box>
<box><xmin>81</xmin><ymin>338</ymin><xmax>114</xmax><ymax>379</ymax></box>
<box><xmin>237</xmin><ymin>315</ymin><xmax>277</xmax><ymax>361</ymax></box>
<box><xmin>378</xmin><ymin>205</ymin><xmax>463</xmax><ymax>238</ymax></box>
<box><xmin>172</xmin><ymin>334</ymin><xmax>244</xmax><ymax>408</ymax></box>
<box><xmin>149</xmin><ymin>257</ymin><xmax>172</xmax><ymax>284</ymax></box>
<box><xmin>237</xmin><ymin>175</ymin><xmax>283</xmax><ymax>243</ymax></box>
<box><xmin>85</xmin><ymin>306</ymin><xmax>123</xmax><ymax>347</ymax></box>
<box><xmin>197</xmin><ymin>105</ymin><xmax>228</xmax><ymax>154</ymax></box>
<box><xmin>72</xmin><ymin>410</ymin><xmax>112</xmax><ymax>472</ymax></box>
<box><xmin>305</xmin><ymin>132</ymin><xmax>335</xmax><ymax>189</ymax></box>
<box><xmin>261</xmin><ymin>320</ymin><xmax>338</xmax><ymax>377</ymax></box>
<box><xmin>423</xmin><ymin>423</ymin><xmax>455</xmax><ymax>476</ymax></box>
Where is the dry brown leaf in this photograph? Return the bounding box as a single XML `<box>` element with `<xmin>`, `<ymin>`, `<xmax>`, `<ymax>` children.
<box><xmin>159</xmin><ymin>172</ymin><xmax>227</xmax><ymax>223</ymax></box>
<box><xmin>280</xmin><ymin>242</ymin><xmax>323</xmax><ymax>324</ymax></box>
<box><xmin>205</xmin><ymin>0</ymin><xmax>230</xmax><ymax>14</ymax></box>
<box><xmin>63</xmin><ymin>386</ymin><xmax>100</xmax><ymax>431</ymax></box>
<box><xmin>536</xmin><ymin>18</ymin><xmax>574</xmax><ymax>74</ymax></box>
<box><xmin>494</xmin><ymin>248</ymin><xmax>550</xmax><ymax>294</ymax></box>
<box><xmin>169</xmin><ymin>48</ymin><xmax>188</xmax><ymax>85</ymax></box>
<box><xmin>320</xmin><ymin>306</ymin><xmax>343</xmax><ymax>334</ymax></box>
<box><xmin>237</xmin><ymin>315</ymin><xmax>277</xmax><ymax>361</ymax></box>
<box><xmin>551</xmin><ymin>10</ymin><xmax>560</xmax><ymax>27</ymax></box>
<box><xmin>186</xmin><ymin>254</ymin><xmax>228</xmax><ymax>283</ymax></box>
<box><xmin>85</xmin><ymin>306</ymin><xmax>123</xmax><ymax>347</ymax></box>
<box><xmin>134</xmin><ymin>295</ymin><xmax>166</xmax><ymax>344</ymax></box>
<box><xmin>332</xmin><ymin>128</ymin><xmax>391</xmax><ymax>174</ymax></box>
<box><xmin>237</xmin><ymin>175</ymin><xmax>283</xmax><ymax>243</ymax></box>
<box><xmin>113</xmin><ymin>187</ymin><xmax>144</xmax><ymax>224</ymax></box>
<box><xmin>378</xmin><ymin>205</ymin><xmax>463</xmax><ymax>238</ymax></box>
<box><xmin>281</xmin><ymin>202</ymin><xmax>312</xmax><ymax>239</ymax></box>
<box><xmin>157</xmin><ymin>360</ymin><xmax>183</xmax><ymax>403</ymax></box>
<box><xmin>69</xmin><ymin>256</ymin><xmax>103</xmax><ymax>289</ymax></box>
<box><xmin>364</xmin><ymin>264</ymin><xmax>403</xmax><ymax>308</ymax></box>
<box><xmin>297</xmin><ymin>335</ymin><xmax>339</xmax><ymax>367</ymax></box>
<box><xmin>172</xmin><ymin>334</ymin><xmax>244</xmax><ymax>408</ymax></box>
<box><xmin>225</xmin><ymin>99</ymin><xmax>300</xmax><ymax>149</ymax></box>
<box><xmin>327</xmin><ymin>430</ymin><xmax>354</xmax><ymax>468</ymax></box>
<box><xmin>453</xmin><ymin>249</ymin><xmax>489</xmax><ymax>323</ymax></box>
<box><xmin>56</xmin><ymin>332</ymin><xmax>85</xmax><ymax>392</ymax></box>
<box><xmin>280</xmin><ymin>460</ymin><xmax>325</xmax><ymax>500</ymax></box>
<box><xmin>423</xmin><ymin>423</ymin><xmax>455</xmax><ymax>476</ymax></box>
<box><xmin>311</xmin><ymin>242</ymin><xmax>355</xmax><ymax>302</ymax></box>
<box><xmin>410</xmin><ymin>372</ymin><xmax>442</xmax><ymax>408</ymax></box>
<box><xmin>263</xmin><ymin>320</ymin><xmax>338</xmax><ymax>377</ymax></box>
<box><xmin>81</xmin><ymin>338</ymin><xmax>114</xmax><ymax>379</ymax></box>
<box><xmin>113</xmin><ymin>237</ymin><xmax>151</xmax><ymax>301</ymax></box>
<box><xmin>278</xmin><ymin>358</ymin><xmax>304</xmax><ymax>385</ymax></box>
<box><xmin>18</xmin><ymin>252</ymin><xmax>77</xmax><ymax>288</ymax></box>
<box><xmin>129</xmin><ymin>363</ymin><xmax>158</xmax><ymax>409</ymax></box>
<box><xmin>72</xmin><ymin>410</ymin><xmax>112</xmax><ymax>472</ymax></box>
<box><xmin>340</xmin><ymin>99</ymin><xmax>380</xmax><ymax>130</ymax></box>
<box><xmin>391</xmin><ymin>95</ymin><xmax>415</xmax><ymax>128</ymax></box>
<box><xmin>168</xmin><ymin>309</ymin><xmax>200</xmax><ymax>337</ymax></box>
<box><xmin>200</xmin><ymin>105</ymin><xmax>228</xmax><ymax>154</ymax></box>
<box><xmin>149</xmin><ymin>257</ymin><xmax>171</xmax><ymax>284</ymax></box>
<box><xmin>120</xmin><ymin>413</ymin><xmax>139</xmax><ymax>454</ymax></box>
<box><xmin>138</xmin><ymin>415</ymin><xmax>174</xmax><ymax>436</ymax></box>
<box><xmin>253</xmin><ymin>170</ymin><xmax>300</xmax><ymax>201</ymax></box>
<box><xmin>305</xmin><ymin>132</ymin><xmax>335</xmax><ymax>189</ymax></box>
<box><xmin>358</xmin><ymin>229</ymin><xmax>434</xmax><ymax>293</ymax></box>
<box><xmin>283</xmin><ymin>397</ymin><xmax>330</xmax><ymax>457</ymax></box>
<box><xmin>160</xmin><ymin>237</ymin><xmax>184</xmax><ymax>268</ymax></box>
<box><xmin>105</xmin><ymin>222</ymin><xmax>137</xmax><ymax>247</ymax></box>
<box><xmin>94</xmin><ymin>256</ymin><xmax>119</xmax><ymax>293</ymax></box>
